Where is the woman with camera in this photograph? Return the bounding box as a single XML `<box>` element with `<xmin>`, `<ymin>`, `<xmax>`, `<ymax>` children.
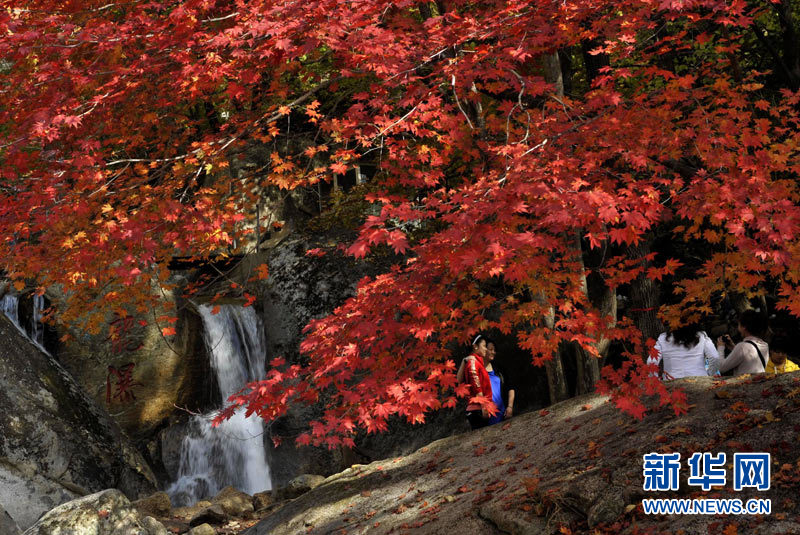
<box><xmin>715</xmin><ymin>309</ymin><xmax>768</xmax><ymax>376</ymax></box>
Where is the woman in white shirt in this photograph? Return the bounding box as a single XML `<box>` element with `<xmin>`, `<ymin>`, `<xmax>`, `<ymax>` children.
<box><xmin>651</xmin><ymin>324</ymin><xmax>720</xmax><ymax>379</ymax></box>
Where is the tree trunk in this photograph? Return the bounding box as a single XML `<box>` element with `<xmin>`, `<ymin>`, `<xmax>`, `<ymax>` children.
<box><xmin>569</xmin><ymin>230</ymin><xmax>600</xmax><ymax>394</ymax></box>
<box><xmin>543</xmin><ymin>56</ymin><xmax>601</xmax><ymax>395</ymax></box>
<box><xmin>541</xmin><ymin>300</ymin><xmax>570</xmax><ymax>404</ymax></box>
<box><xmin>586</xmin><ymin>248</ymin><xmax>617</xmax><ymax>366</ymax></box>
<box><xmin>628</xmin><ymin>239</ymin><xmax>662</xmax><ymax>358</ymax></box>
<box><xmin>543</xmin><ymin>52</ymin><xmax>564</xmax><ymax>96</ymax></box>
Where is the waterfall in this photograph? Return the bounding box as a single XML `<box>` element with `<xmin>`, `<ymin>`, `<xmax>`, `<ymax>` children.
<box><xmin>2</xmin><ymin>294</ymin><xmax>48</xmax><ymax>354</ymax></box>
<box><xmin>31</xmin><ymin>293</ymin><xmax>45</xmax><ymax>345</ymax></box>
<box><xmin>1</xmin><ymin>294</ymin><xmax>20</xmax><ymax>328</ymax></box>
<box><xmin>167</xmin><ymin>304</ymin><xmax>272</xmax><ymax>506</ymax></box>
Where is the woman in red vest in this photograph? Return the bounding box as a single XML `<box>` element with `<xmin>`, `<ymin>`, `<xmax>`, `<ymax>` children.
<box><xmin>462</xmin><ymin>334</ymin><xmax>493</xmax><ymax>429</ymax></box>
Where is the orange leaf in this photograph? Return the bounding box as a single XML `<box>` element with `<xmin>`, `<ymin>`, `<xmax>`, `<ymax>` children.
<box><xmin>255</xmin><ymin>263</ymin><xmax>269</xmax><ymax>280</ymax></box>
<box><xmin>161</xmin><ymin>326</ymin><xmax>176</xmax><ymax>336</ymax></box>
<box><xmin>723</xmin><ymin>524</ymin><xmax>738</xmax><ymax>535</ymax></box>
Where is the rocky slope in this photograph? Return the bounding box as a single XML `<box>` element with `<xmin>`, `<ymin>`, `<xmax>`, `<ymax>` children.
<box><xmin>245</xmin><ymin>373</ymin><xmax>800</xmax><ymax>535</ymax></box>
<box><xmin>0</xmin><ymin>314</ymin><xmax>157</xmax><ymax>530</ymax></box>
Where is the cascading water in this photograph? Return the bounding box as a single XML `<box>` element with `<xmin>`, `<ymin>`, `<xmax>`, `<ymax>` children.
<box><xmin>167</xmin><ymin>304</ymin><xmax>271</xmax><ymax>506</ymax></box>
<box><xmin>31</xmin><ymin>293</ymin><xmax>45</xmax><ymax>346</ymax></box>
<box><xmin>1</xmin><ymin>294</ymin><xmax>20</xmax><ymax>328</ymax></box>
<box><xmin>2</xmin><ymin>293</ymin><xmax>49</xmax><ymax>354</ymax></box>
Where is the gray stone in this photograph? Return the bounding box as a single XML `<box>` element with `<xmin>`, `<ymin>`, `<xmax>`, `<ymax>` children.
<box><xmin>210</xmin><ymin>486</ymin><xmax>253</xmax><ymax>517</ymax></box>
<box><xmin>187</xmin><ymin>504</ymin><xmax>226</xmax><ymax>527</ymax></box>
<box><xmin>252</xmin><ymin>491</ymin><xmax>273</xmax><ymax>511</ymax></box>
<box><xmin>133</xmin><ymin>492</ymin><xmax>171</xmax><ymax>518</ymax></box>
<box><xmin>479</xmin><ymin>503</ymin><xmax>549</xmax><ymax>535</ymax></box>
<box><xmin>171</xmin><ymin>501</ymin><xmax>212</xmax><ymax>522</ymax></box>
<box><xmin>187</xmin><ymin>524</ymin><xmax>215</xmax><ymax>535</ymax></box>
<box><xmin>140</xmin><ymin>517</ymin><xmax>168</xmax><ymax>535</ymax></box>
<box><xmin>275</xmin><ymin>474</ymin><xmax>325</xmax><ymax>500</ymax></box>
<box><xmin>587</xmin><ymin>489</ymin><xmax>625</xmax><ymax>528</ymax></box>
<box><xmin>0</xmin><ymin>315</ymin><xmax>157</xmax><ymax>530</ymax></box>
<box><xmin>22</xmin><ymin>489</ymin><xmax>167</xmax><ymax>535</ymax></box>
<box><xmin>252</xmin><ymin>236</ymin><xmax>470</xmax><ymax>487</ymax></box>
<box><xmin>0</xmin><ymin>503</ymin><xmax>20</xmax><ymax>535</ymax></box>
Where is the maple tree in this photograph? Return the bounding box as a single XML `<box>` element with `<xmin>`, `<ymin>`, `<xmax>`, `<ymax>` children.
<box><xmin>1</xmin><ymin>0</ymin><xmax>800</xmax><ymax>446</ymax></box>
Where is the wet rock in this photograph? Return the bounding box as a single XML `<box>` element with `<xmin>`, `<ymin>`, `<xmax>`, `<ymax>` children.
<box><xmin>22</xmin><ymin>489</ymin><xmax>167</xmax><ymax>535</ymax></box>
<box><xmin>0</xmin><ymin>315</ymin><xmax>157</xmax><ymax>531</ymax></box>
<box><xmin>171</xmin><ymin>501</ymin><xmax>212</xmax><ymax>522</ymax></box>
<box><xmin>252</xmin><ymin>491</ymin><xmax>273</xmax><ymax>511</ymax></box>
<box><xmin>211</xmin><ymin>486</ymin><xmax>253</xmax><ymax>517</ymax></box>
<box><xmin>158</xmin><ymin>518</ymin><xmax>190</xmax><ymax>535</ymax></box>
<box><xmin>134</xmin><ymin>491</ymin><xmax>172</xmax><ymax>518</ymax></box>
<box><xmin>187</xmin><ymin>504</ymin><xmax>226</xmax><ymax>527</ymax></box>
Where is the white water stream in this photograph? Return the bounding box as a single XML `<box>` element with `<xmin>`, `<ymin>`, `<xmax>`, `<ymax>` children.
<box><xmin>2</xmin><ymin>293</ymin><xmax>49</xmax><ymax>354</ymax></box>
<box><xmin>2</xmin><ymin>294</ymin><xmax>20</xmax><ymax>327</ymax></box>
<box><xmin>167</xmin><ymin>304</ymin><xmax>272</xmax><ymax>506</ymax></box>
<box><xmin>31</xmin><ymin>293</ymin><xmax>45</xmax><ymax>346</ymax></box>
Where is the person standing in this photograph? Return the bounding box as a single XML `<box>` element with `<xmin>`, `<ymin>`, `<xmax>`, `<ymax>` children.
<box><xmin>716</xmin><ymin>309</ymin><xmax>768</xmax><ymax>375</ymax></box>
<box><xmin>462</xmin><ymin>335</ymin><xmax>493</xmax><ymax>430</ymax></box>
<box><xmin>484</xmin><ymin>339</ymin><xmax>515</xmax><ymax>424</ymax></box>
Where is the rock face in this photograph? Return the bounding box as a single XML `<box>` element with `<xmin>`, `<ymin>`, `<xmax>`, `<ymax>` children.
<box><xmin>0</xmin><ymin>315</ymin><xmax>157</xmax><ymax>530</ymax></box>
<box><xmin>56</xmin><ymin>291</ymin><xmax>215</xmax><ymax>438</ymax></box>
<box><xmin>245</xmin><ymin>373</ymin><xmax>800</xmax><ymax>535</ymax></box>
<box><xmin>251</xmin><ymin>236</ymin><xmax>472</xmax><ymax>486</ymax></box>
<box><xmin>273</xmin><ymin>475</ymin><xmax>326</xmax><ymax>501</ymax></box>
<box><xmin>22</xmin><ymin>489</ymin><xmax>167</xmax><ymax>535</ymax></box>
<box><xmin>0</xmin><ymin>503</ymin><xmax>21</xmax><ymax>535</ymax></box>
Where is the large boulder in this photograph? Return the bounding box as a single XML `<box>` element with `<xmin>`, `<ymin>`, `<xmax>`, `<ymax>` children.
<box><xmin>187</xmin><ymin>524</ymin><xmax>215</xmax><ymax>535</ymax></box>
<box><xmin>133</xmin><ymin>492</ymin><xmax>172</xmax><ymax>518</ymax></box>
<box><xmin>211</xmin><ymin>487</ymin><xmax>253</xmax><ymax>517</ymax></box>
<box><xmin>245</xmin><ymin>373</ymin><xmax>800</xmax><ymax>535</ymax></box>
<box><xmin>22</xmin><ymin>489</ymin><xmax>167</xmax><ymax>535</ymax></box>
<box><xmin>55</xmin><ymin>291</ymin><xmax>216</xmax><ymax>438</ymax></box>
<box><xmin>0</xmin><ymin>315</ymin><xmax>157</xmax><ymax>530</ymax></box>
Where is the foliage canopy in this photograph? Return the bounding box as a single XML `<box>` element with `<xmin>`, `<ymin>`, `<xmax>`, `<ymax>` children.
<box><xmin>2</xmin><ymin>0</ymin><xmax>800</xmax><ymax>445</ymax></box>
